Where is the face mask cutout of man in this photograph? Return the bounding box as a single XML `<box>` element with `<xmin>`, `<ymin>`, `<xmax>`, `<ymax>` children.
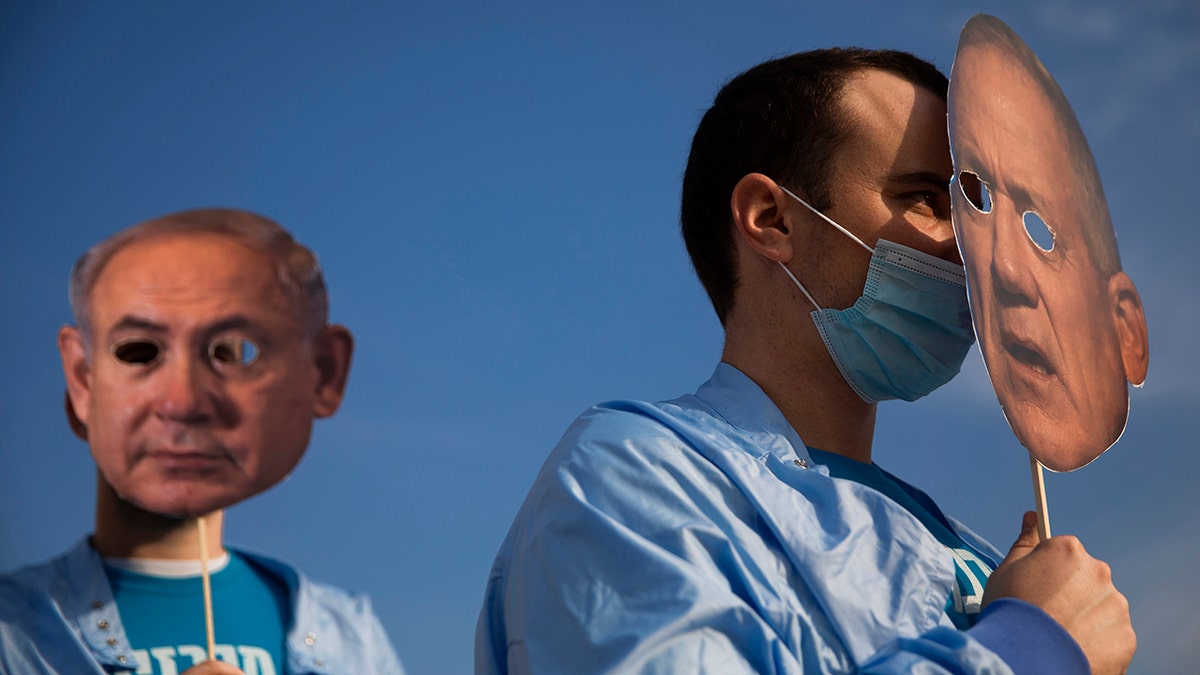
<box><xmin>58</xmin><ymin>209</ymin><xmax>355</xmax><ymax>518</ymax></box>
<box><xmin>948</xmin><ymin>14</ymin><xmax>1149</xmax><ymax>472</ymax></box>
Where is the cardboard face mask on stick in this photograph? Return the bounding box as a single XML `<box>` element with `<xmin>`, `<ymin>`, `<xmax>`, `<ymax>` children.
<box><xmin>60</xmin><ymin>219</ymin><xmax>353</xmax><ymax>519</ymax></box>
<box><xmin>948</xmin><ymin>14</ymin><xmax>1149</xmax><ymax>473</ymax></box>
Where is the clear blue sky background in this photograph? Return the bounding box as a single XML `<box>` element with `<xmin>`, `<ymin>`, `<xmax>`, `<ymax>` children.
<box><xmin>1</xmin><ymin>2</ymin><xmax>1196</xmax><ymax>673</ymax></box>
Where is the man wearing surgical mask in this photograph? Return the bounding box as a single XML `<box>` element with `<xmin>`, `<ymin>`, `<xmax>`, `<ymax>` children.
<box><xmin>478</xmin><ymin>49</ymin><xmax>1134</xmax><ymax>674</ymax></box>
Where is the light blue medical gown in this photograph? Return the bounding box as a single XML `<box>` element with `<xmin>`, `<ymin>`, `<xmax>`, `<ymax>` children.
<box><xmin>476</xmin><ymin>363</ymin><xmax>1085</xmax><ymax>674</ymax></box>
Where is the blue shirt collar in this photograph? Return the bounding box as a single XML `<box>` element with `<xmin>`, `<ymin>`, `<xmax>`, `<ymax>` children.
<box><xmin>693</xmin><ymin>362</ymin><xmax>817</xmax><ymax>470</ymax></box>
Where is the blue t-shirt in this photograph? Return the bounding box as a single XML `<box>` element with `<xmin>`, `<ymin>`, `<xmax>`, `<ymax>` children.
<box><xmin>104</xmin><ymin>551</ymin><xmax>289</xmax><ymax>674</ymax></box>
<box><xmin>808</xmin><ymin>447</ymin><xmax>996</xmax><ymax>629</ymax></box>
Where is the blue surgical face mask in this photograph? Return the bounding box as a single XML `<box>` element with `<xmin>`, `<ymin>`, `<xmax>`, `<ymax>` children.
<box><xmin>776</xmin><ymin>185</ymin><xmax>975</xmax><ymax>403</ymax></box>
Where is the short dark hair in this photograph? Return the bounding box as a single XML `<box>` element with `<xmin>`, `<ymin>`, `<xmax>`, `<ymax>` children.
<box><xmin>681</xmin><ymin>48</ymin><xmax>948</xmax><ymax>324</ymax></box>
<box><xmin>954</xmin><ymin>15</ymin><xmax>1121</xmax><ymax>276</ymax></box>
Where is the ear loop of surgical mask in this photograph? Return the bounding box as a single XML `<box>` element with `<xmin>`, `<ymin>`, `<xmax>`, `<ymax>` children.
<box><xmin>774</xmin><ymin>185</ymin><xmax>873</xmax><ymax>309</ymax></box>
<box><xmin>767</xmin><ymin>181</ymin><xmax>975</xmax><ymax>403</ymax></box>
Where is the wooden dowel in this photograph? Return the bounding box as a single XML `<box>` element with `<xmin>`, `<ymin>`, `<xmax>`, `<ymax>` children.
<box><xmin>197</xmin><ymin>515</ymin><xmax>216</xmax><ymax>661</ymax></box>
<box><xmin>1030</xmin><ymin>454</ymin><xmax>1051</xmax><ymax>540</ymax></box>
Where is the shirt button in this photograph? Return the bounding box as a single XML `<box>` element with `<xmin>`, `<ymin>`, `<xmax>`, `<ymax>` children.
<box><xmin>91</xmin><ymin>600</ymin><xmax>104</xmax><ymax>609</ymax></box>
<box><xmin>794</xmin><ymin>458</ymin><xmax>808</xmax><ymax>469</ymax></box>
<box><xmin>305</xmin><ymin>632</ymin><xmax>316</xmax><ymax>646</ymax></box>
<box><xmin>315</xmin><ymin>659</ymin><xmax>325</xmax><ymax>667</ymax></box>
<box><xmin>97</xmin><ymin>620</ymin><xmax>110</xmax><ymax>630</ymax></box>
<box><xmin>116</xmin><ymin>655</ymin><xmax>127</xmax><ymax>663</ymax></box>
<box><xmin>106</xmin><ymin>638</ymin><xmax>118</xmax><ymax>646</ymax></box>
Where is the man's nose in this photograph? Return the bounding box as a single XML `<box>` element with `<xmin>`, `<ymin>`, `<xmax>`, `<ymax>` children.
<box><xmin>919</xmin><ymin>209</ymin><xmax>962</xmax><ymax>265</ymax></box>
<box><xmin>989</xmin><ymin>204</ymin><xmax>1039</xmax><ymax>306</ymax></box>
<box><xmin>931</xmin><ymin>225</ymin><xmax>963</xmax><ymax>266</ymax></box>
<box><xmin>154</xmin><ymin>354</ymin><xmax>215</xmax><ymax>423</ymax></box>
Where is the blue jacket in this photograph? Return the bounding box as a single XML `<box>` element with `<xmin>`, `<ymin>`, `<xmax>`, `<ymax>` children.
<box><xmin>0</xmin><ymin>538</ymin><xmax>405</xmax><ymax>674</ymax></box>
<box><xmin>477</xmin><ymin>364</ymin><xmax>1086</xmax><ymax>673</ymax></box>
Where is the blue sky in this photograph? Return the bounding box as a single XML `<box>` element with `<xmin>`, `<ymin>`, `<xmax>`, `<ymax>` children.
<box><xmin>1</xmin><ymin>2</ymin><xmax>1196</xmax><ymax>672</ymax></box>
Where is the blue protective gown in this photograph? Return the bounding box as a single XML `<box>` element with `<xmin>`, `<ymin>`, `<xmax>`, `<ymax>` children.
<box><xmin>0</xmin><ymin>538</ymin><xmax>406</xmax><ymax>674</ymax></box>
<box><xmin>477</xmin><ymin>363</ymin><xmax>1085</xmax><ymax>674</ymax></box>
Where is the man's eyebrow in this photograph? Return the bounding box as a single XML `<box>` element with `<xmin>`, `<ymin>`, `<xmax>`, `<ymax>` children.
<box><xmin>889</xmin><ymin>171</ymin><xmax>952</xmax><ymax>190</ymax></box>
<box><xmin>951</xmin><ymin>140</ymin><xmax>988</xmax><ymax>178</ymax></box>
<box><xmin>109</xmin><ymin>316</ymin><xmax>167</xmax><ymax>334</ymax></box>
<box><xmin>107</xmin><ymin>314</ymin><xmax>263</xmax><ymax>336</ymax></box>
<box><xmin>1003</xmin><ymin>179</ymin><xmax>1039</xmax><ymax>210</ymax></box>
<box><xmin>204</xmin><ymin>315</ymin><xmax>262</xmax><ymax>335</ymax></box>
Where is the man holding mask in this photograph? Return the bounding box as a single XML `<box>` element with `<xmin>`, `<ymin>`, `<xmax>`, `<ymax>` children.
<box><xmin>0</xmin><ymin>209</ymin><xmax>404</xmax><ymax>675</ymax></box>
<box><xmin>478</xmin><ymin>49</ymin><xmax>1135</xmax><ymax>674</ymax></box>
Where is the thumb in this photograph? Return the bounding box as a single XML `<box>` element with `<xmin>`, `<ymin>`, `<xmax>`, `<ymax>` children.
<box><xmin>999</xmin><ymin>511</ymin><xmax>1040</xmax><ymax>567</ymax></box>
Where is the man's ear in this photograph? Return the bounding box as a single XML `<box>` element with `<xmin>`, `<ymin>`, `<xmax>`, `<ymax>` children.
<box><xmin>58</xmin><ymin>326</ymin><xmax>91</xmax><ymax>439</ymax></box>
<box><xmin>1109</xmin><ymin>272</ymin><xmax>1149</xmax><ymax>387</ymax></box>
<box><xmin>730</xmin><ymin>173</ymin><xmax>796</xmax><ymax>263</ymax></box>
<box><xmin>312</xmin><ymin>324</ymin><xmax>354</xmax><ymax>418</ymax></box>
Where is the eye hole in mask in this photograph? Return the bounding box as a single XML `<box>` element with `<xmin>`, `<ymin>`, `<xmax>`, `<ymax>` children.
<box><xmin>208</xmin><ymin>337</ymin><xmax>261</xmax><ymax>367</ymax></box>
<box><xmin>1023</xmin><ymin>211</ymin><xmax>1055</xmax><ymax>252</ymax></box>
<box><xmin>111</xmin><ymin>339</ymin><xmax>163</xmax><ymax>366</ymax></box>
<box><xmin>957</xmin><ymin>170</ymin><xmax>993</xmax><ymax>213</ymax></box>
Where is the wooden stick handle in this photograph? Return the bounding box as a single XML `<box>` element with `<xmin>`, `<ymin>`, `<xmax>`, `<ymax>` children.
<box><xmin>1030</xmin><ymin>454</ymin><xmax>1051</xmax><ymax>540</ymax></box>
<box><xmin>197</xmin><ymin>515</ymin><xmax>216</xmax><ymax>661</ymax></box>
